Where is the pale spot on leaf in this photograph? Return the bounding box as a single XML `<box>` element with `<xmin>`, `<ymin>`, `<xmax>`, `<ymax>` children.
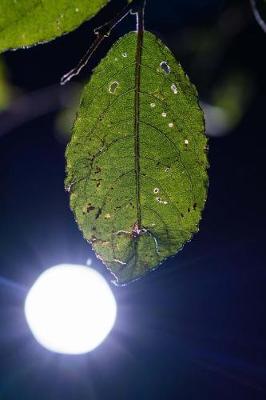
<box><xmin>156</xmin><ymin>197</ymin><xmax>168</xmax><ymax>205</ymax></box>
<box><xmin>171</xmin><ymin>84</ymin><xmax>178</xmax><ymax>94</ymax></box>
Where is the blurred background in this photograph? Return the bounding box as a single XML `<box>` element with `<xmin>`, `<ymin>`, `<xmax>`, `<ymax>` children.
<box><xmin>0</xmin><ymin>0</ymin><xmax>266</xmax><ymax>398</ymax></box>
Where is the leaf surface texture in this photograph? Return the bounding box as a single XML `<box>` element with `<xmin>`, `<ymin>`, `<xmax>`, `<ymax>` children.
<box><xmin>66</xmin><ymin>31</ymin><xmax>208</xmax><ymax>284</ymax></box>
<box><xmin>0</xmin><ymin>0</ymin><xmax>108</xmax><ymax>52</ymax></box>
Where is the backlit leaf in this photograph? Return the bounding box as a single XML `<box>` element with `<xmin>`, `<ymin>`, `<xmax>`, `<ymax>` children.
<box><xmin>66</xmin><ymin>31</ymin><xmax>208</xmax><ymax>285</ymax></box>
<box><xmin>0</xmin><ymin>0</ymin><xmax>108</xmax><ymax>53</ymax></box>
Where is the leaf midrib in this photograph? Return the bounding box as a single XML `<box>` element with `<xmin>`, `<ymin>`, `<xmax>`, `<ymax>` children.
<box><xmin>133</xmin><ymin>21</ymin><xmax>144</xmax><ymax>229</ymax></box>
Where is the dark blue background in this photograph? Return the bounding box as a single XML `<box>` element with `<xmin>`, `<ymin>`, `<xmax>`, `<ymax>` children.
<box><xmin>0</xmin><ymin>0</ymin><xmax>266</xmax><ymax>399</ymax></box>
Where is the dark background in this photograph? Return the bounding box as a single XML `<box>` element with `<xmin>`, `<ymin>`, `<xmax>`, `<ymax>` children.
<box><xmin>0</xmin><ymin>0</ymin><xmax>266</xmax><ymax>399</ymax></box>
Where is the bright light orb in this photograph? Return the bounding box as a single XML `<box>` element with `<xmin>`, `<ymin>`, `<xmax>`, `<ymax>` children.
<box><xmin>24</xmin><ymin>264</ymin><xmax>117</xmax><ymax>354</ymax></box>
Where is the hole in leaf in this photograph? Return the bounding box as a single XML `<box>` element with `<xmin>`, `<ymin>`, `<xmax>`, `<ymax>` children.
<box><xmin>109</xmin><ymin>81</ymin><xmax>119</xmax><ymax>94</ymax></box>
<box><xmin>160</xmin><ymin>61</ymin><xmax>171</xmax><ymax>74</ymax></box>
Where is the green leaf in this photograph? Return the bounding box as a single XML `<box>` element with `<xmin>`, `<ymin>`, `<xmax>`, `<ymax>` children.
<box><xmin>0</xmin><ymin>0</ymin><xmax>108</xmax><ymax>53</ymax></box>
<box><xmin>66</xmin><ymin>31</ymin><xmax>208</xmax><ymax>285</ymax></box>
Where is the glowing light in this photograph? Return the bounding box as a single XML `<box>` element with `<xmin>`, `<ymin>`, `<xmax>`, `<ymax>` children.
<box><xmin>24</xmin><ymin>264</ymin><xmax>117</xmax><ymax>354</ymax></box>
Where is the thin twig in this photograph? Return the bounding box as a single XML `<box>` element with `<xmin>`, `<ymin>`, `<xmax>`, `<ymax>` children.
<box><xmin>250</xmin><ymin>0</ymin><xmax>266</xmax><ymax>32</ymax></box>
<box><xmin>60</xmin><ymin>2</ymin><xmax>135</xmax><ymax>85</ymax></box>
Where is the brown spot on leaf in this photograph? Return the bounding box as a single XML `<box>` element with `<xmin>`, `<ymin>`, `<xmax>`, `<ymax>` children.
<box><xmin>87</xmin><ymin>204</ymin><xmax>95</xmax><ymax>213</ymax></box>
<box><xmin>95</xmin><ymin>208</ymin><xmax>102</xmax><ymax>219</ymax></box>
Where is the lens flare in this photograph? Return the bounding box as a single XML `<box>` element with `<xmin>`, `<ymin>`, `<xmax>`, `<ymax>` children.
<box><xmin>24</xmin><ymin>264</ymin><xmax>117</xmax><ymax>354</ymax></box>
